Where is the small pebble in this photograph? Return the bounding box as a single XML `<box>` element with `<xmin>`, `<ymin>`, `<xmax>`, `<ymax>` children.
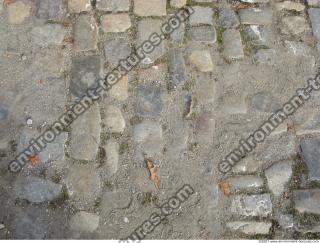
<box><xmin>124</xmin><ymin>217</ymin><xmax>129</xmax><ymax>223</ymax></box>
<box><xmin>0</xmin><ymin>223</ymin><xmax>5</xmax><ymax>230</ymax></box>
<box><xmin>26</xmin><ymin>118</ymin><xmax>33</xmax><ymax>126</ymax></box>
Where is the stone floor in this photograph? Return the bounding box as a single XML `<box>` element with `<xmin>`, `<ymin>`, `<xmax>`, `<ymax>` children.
<box><xmin>0</xmin><ymin>0</ymin><xmax>320</xmax><ymax>240</ymax></box>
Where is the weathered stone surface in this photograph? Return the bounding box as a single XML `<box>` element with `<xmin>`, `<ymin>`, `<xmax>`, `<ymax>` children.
<box><xmin>70</xmin><ymin>212</ymin><xmax>99</xmax><ymax>233</ymax></box>
<box><xmin>133</xmin><ymin>121</ymin><xmax>163</xmax><ymax>159</ymax></box>
<box><xmin>240</xmin><ymin>0</ymin><xmax>269</xmax><ymax>2</ymax></box>
<box><xmin>189</xmin><ymin>50</ymin><xmax>214</xmax><ymax>72</ymax></box>
<box><xmin>74</xmin><ymin>15</ymin><xmax>98</xmax><ymax>52</ymax></box>
<box><xmin>171</xmin><ymin>21</ymin><xmax>185</xmax><ymax>44</ymax></box>
<box><xmin>218</xmin><ymin>6</ymin><xmax>239</xmax><ymax>28</ymax></box>
<box><xmin>293</xmin><ymin>189</ymin><xmax>320</xmax><ymax>214</ymax></box>
<box><xmin>96</xmin><ymin>0</ymin><xmax>130</xmax><ymax>11</ymax></box>
<box><xmin>104</xmin><ymin>38</ymin><xmax>131</xmax><ymax>68</ymax></box>
<box><xmin>100</xmin><ymin>190</ymin><xmax>131</xmax><ymax>213</ymax></box>
<box><xmin>39</xmin><ymin>133</ymin><xmax>68</xmax><ymax>163</ymax></box>
<box><xmin>70</xmin><ymin>103</ymin><xmax>101</xmax><ymax>161</ymax></box>
<box><xmin>252</xmin><ymin>49</ymin><xmax>276</xmax><ymax>65</ymax></box>
<box><xmin>308</xmin><ymin>8</ymin><xmax>320</xmax><ymax>49</ymax></box>
<box><xmin>169</xmin><ymin>48</ymin><xmax>186</xmax><ymax>86</ymax></box>
<box><xmin>70</xmin><ymin>55</ymin><xmax>101</xmax><ymax>98</ymax></box>
<box><xmin>109</xmin><ymin>75</ymin><xmax>128</xmax><ymax>101</ymax></box>
<box><xmin>231</xmin><ymin>194</ymin><xmax>273</xmax><ymax>217</ymax></box>
<box><xmin>134</xmin><ymin>0</ymin><xmax>166</xmax><ymax>16</ymax></box>
<box><xmin>222</xmin><ymin>29</ymin><xmax>244</xmax><ymax>60</ymax></box>
<box><xmin>189</xmin><ymin>26</ymin><xmax>216</xmax><ymax>43</ymax></box>
<box><xmin>65</xmin><ymin>164</ymin><xmax>101</xmax><ymax>210</ymax></box>
<box><xmin>227</xmin><ymin>221</ymin><xmax>272</xmax><ymax>235</ymax></box>
<box><xmin>101</xmin><ymin>14</ymin><xmax>131</xmax><ymax>33</ymax></box>
<box><xmin>170</xmin><ymin>0</ymin><xmax>186</xmax><ymax>8</ymax></box>
<box><xmin>300</xmin><ymin>138</ymin><xmax>320</xmax><ymax>182</ymax></box>
<box><xmin>7</xmin><ymin>1</ymin><xmax>32</xmax><ymax>24</ymax></box>
<box><xmin>137</xmin><ymin>19</ymin><xmax>166</xmax><ymax>64</ymax></box>
<box><xmin>36</xmin><ymin>0</ymin><xmax>61</xmax><ymax>19</ymax></box>
<box><xmin>14</xmin><ymin>177</ymin><xmax>62</xmax><ymax>203</ymax></box>
<box><xmin>275</xmin><ymin>1</ymin><xmax>305</xmax><ymax>11</ymax></box>
<box><xmin>265</xmin><ymin>160</ymin><xmax>292</xmax><ymax>197</ymax></box>
<box><xmin>276</xmin><ymin>212</ymin><xmax>294</xmax><ymax>229</ymax></box>
<box><xmin>244</xmin><ymin>25</ymin><xmax>270</xmax><ymax>46</ymax></box>
<box><xmin>189</xmin><ymin>6</ymin><xmax>213</xmax><ymax>26</ymax></box>
<box><xmin>308</xmin><ymin>0</ymin><xmax>320</xmax><ymax>7</ymax></box>
<box><xmin>104</xmin><ymin>105</ymin><xmax>125</xmax><ymax>133</ymax></box>
<box><xmin>31</xmin><ymin>24</ymin><xmax>67</xmax><ymax>47</ymax></box>
<box><xmin>284</xmin><ymin>41</ymin><xmax>314</xmax><ymax>57</ymax></box>
<box><xmin>281</xmin><ymin>16</ymin><xmax>309</xmax><ymax>36</ymax></box>
<box><xmin>195</xmin><ymin>111</ymin><xmax>215</xmax><ymax>147</ymax></box>
<box><xmin>104</xmin><ymin>139</ymin><xmax>119</xmax><ymax>175</ymax></box>
<box><xmin>233</xmin><ymin>156</ymin><xmax>267</xmax><ymax>174</ymax></box>
<box><xmin>139</xmin><ymin>64</ymin><xmax>167</xmax><ymax>83</ymax></box>
<box><xmin>250</xmin><ymin>91</ymin><xmax>280</xmax><ymax>112</ymax></box>
<box><xmin>136</xmin><ymin>85</ymin><xmax>162</xmax><ymax>118</ymax></box>
<box><xmin>228</xmin><ymin>176</ymin><xmax>264</xmax><ymax>193</ymax></box>
<box><xmin>239</xmin><ymin>8</ymin><xmax>273</xmax><ymax>25</ymax></box>
<box><xmin>68</xmin><ymin>0</ymin><xmax>91</xmax><ymax>13</ymax></box>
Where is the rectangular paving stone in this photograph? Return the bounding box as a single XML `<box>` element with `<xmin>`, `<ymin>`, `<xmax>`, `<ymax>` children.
<box><xmin>239</xmin><ymin>8</ymin><xmax>273</xmax><ymax>25</ymax></box>
<box><xmin>308</xmin><ymin>8</ymin><xmax>320</xmax><ymax>49</ymax></box>
<box><xmin>308</xmin><ymin>0</ymin><xmax>320</xmax><ymax>7</ymax></box>
<box><xmin>96</xmin><ymin>0</ymin><xmax>130</xmax><ymax>11</ymax></box>
<box><xmin>133</xmin><ymin>0</ymin><xmax>166</xmax><ymax>16</ymax></box>
<box><xmin>68</xmin><ymin>0</ymin><xmax>91</xmax><ymax>13</ymax></box>
<box><xmin>135</xmin><ymin>84</ymin><xmax>162</xmax><ymax>118</ymax></box>
<box><xmin>101</xmin><ymin>14</ymin><xmax>131</xmax><ymax>33</ymax></box>
<box><xmin>227</xmin><ymin>176</ymin><xmax>264</xmax><ymax>193</ymax></box>
<box><xmin>222</xmin><ymin>29</ymin><xmax>244</xmax><ymax>60</ymax></box>
<box><xmin>104</xmin><ymin>37</ymin><xmax>132</xmax><ymax>68</ymax></box>
<box><xmin>74</xmin><ymin>15</ymin><xmax>98</xmax><ymax>52</ymax></box>
<box><xmin>189</xmin><ymin>6</ymin><xmax>214</xmax><ymax>26</ymax></box>
<box><xmin>36</xmin><ymin>0</ymin><xmax>60</xmax><ymax>19</ymax></box>
<box><xmin>293</xmin><ymin>189</ymin><xmax>320</xmax><ymax>215</ymax></box>
<box><xmin>231</xmin><ymin>194</ymin><xmax>273</xmax><ymax>217</ymax></box>
<box><xmin>168</xmin><ymin>48</ymin><xmax>186</xmax><ymax>86</ymax></box>
<box><xmin>227</xmin><ymin>221</ymin><xmax>272</xmax><ymax>235</ymax></box>
<box><xmin>300</xmin><ymin>138</ymin><xmax>320</xmax><ymax>182</ymax></box>
<box><xmin>189</xmin><ymin>26</ymin><xmax>216</xmax><ymax>43</ymax></box>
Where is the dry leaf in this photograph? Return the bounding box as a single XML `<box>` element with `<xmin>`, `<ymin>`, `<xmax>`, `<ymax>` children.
<box><xmin>146</xmin><ymin>159</ymin><xmax>160</xmax><ymax>189</ymax></box>
<box><xmin>27</xmin><ymin>154</ymin><xmax>39</xmax><ymax>167</ymax></box>
<box><xmin>287</xmin><ymin>122</ymin><xmax>295</xmax><ymax>132</ymax></box>
<box><xmin>63</xmin><ymin>36</ymin><xmax>74</xmax><ymax>44</ymax></box>
<box><xmin>233</xmin><ymin>3</ymin><xmax>251</xmax><ymax>11</ymax></box>
<box><xmin>219</xmin><ymin>180</ymin><xmax>231</xmax><ymax>196</ymax></box>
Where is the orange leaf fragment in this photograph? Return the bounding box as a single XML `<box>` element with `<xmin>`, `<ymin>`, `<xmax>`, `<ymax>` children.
<box><xmin>146</xmin><ymin>159</ymin><xmax>160</xmax><ymax>189</ymax></box>
<box><xmin>27</xmin><ymin>154</ymin><xmax>39</xmax><ymax>167</ymax></box>
<box><xmin>219</xmin><ymin>180</ymin><xmax>231</xmax><ymax>196</ymax></box>
<box><xmin>63</xmin><ymin>36</ymin><xmax>74</xmax><ymax>44</ymax></box>
<box><xmin>3</xmin><ymin>0</ymin><xmax>15</xmax><ymax>6</ymax></box>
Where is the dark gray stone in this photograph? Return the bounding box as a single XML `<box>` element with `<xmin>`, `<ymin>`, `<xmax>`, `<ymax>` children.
<box><xmin>308</xmin><ymin>8</ymin><xmax>320</xmax><ymax>49</ymax></box>
<box><xmin>13</xmin><ymin>177</ymin><xmax>62</xmax><ymax>203</ymax></box>
<box><xmin>189</xmin><ymin>26</ymin><xmax>216</xmax><ymax>43</ymax></box>
<box><xmin>70</xmin><ymin>55</ymin><xmax>101</xmax><ymax>98</ymax></box>
<box><xmin>104</xmin><ymin>37</ymin><xmax>131</xmax><ymax>69</ymax></box>
<box><xmin>218</xmin><ymin>7</ymin><xmax>239</xmax><ymax>28</ymax></box>
<box><xmin>168</xmin><ymin>48</ymin><xmax>186</xmax><ymax>86</ymax></box>
<box><xmin>136</xmin><ymin>85</ymin><xmax>162</xmax><ymax>118</ymax></box>
<box><xmin>300</xmin><ymin>138</ymin><xmax>320</xmax><ymax>182</ymax></box>
<box><xmin>0</xmin><ymin>107</ymin><xmax>8</xmax><ymax>121</ymax></box>
<box><xmin>36</xmin><ymin>0</ymin><xmax>60</xmax><ymax>19</ymax></box>
<box><xmin>250</xmin><ymin>91</ymin><xmax>281</xmax><ymax>112</ymax></box>
<box><xmin>293</xmin><ymin>189</ymin><xmax>320</xmax><ymax>214</ymax></box>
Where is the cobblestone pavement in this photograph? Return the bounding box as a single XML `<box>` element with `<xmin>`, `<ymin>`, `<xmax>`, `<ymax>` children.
<box><xmin>0</xmin><ymin>0</ymin><xmax>320</xmax><ymax>240</ymax></box>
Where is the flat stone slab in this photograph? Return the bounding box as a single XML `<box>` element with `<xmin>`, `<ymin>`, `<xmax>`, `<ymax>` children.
<box><xmin>36</xmin><ymin>0</ymin><xmax>61</xmax><ymax>19</ymax></box>
<box><xmin>65</xmin><ymin>164</ymin><xmax>101</xmax><ymax>210</ymax></box>
<box><xmin>293</xmin><ymin>189</ymin><xmax>320</xmax><ymax>214</ymax></box>
<box><xmin>250</xmin><ymin>91</ymin><xmax>281</xmax><ymax>112</ymax></box>
<box><xmin>68</xmin><ymin>0</ymin><xmax>91</xmax><ymax>13</ymax></box>
<box><xmin>252</xmin><ymin>49</ymin><xmax>277</xmax><ymax>65</ymax></box>
<box><xmin>300</xmin><ymin>138</ymin><xmax>320</xmax><ymax>182</ymax></box>
<box><xmin>223</xmin><ymin>29</ymin><xmax>244</xmax><ymax>60</ymax></box>
<box><xmin>189</xmin><ymin>26</ymin><xmax>216</xmax><ymax>43</ymax></box>
<box><xmin>218</xmin><ymin>6</ymin><xmax>239</xmax><ymax>28</ymax></box>
<box><xmin>74</xmin><ymin>15</ymin><xmax>98</xmax><ymax>52</ymax></box>
<box><xmin>96</xmin><ymin>0</ymin><xmax>130</xmax><ymax>11</ymax></box>
<box><xmin>168</xmin><ymin>48</ymin><xmax>187</xmax><ymax>86</ymax></box>
<box><xmin>70</xmin><ymin>212</ymin><xmax>99</xmax><ymax>233</ymax></box>
<box><xmin>14</xmin><ymin>176</ymin><xmax>62</xmax><ymax>203</ymax></box>
<box><xmin>104</xmin><ymin>105</ymin><xmax>125</xmax><ymax>133</ymax></box>
<box><xmin>104</xmin><ymin>37</ymin><xmax>131</xmax><ymax>68</ymax></box>
<box><xmin>244</xmin><ymin>25</ymin><xmax>270</xmax><ymax>46</ymax></box>
<box><xmin>133</xmin><ymin>0</ymin><xmax>166</xmax><ymax>16</ymax></box>
<box><xmin>231</xmin><ymin>194</ymin><xmax>273</xmax><ymax>217</ymax></box>
<box><xmin>227</xmin><ymin>221</ymin><xmax>272</xmax><ymax>235</ymax></box>
<box><xmin>189</xmin><ymin>6</ymin><xmax>214</xmax><ymax>26</ymax></box>
<box><xmin>70</xmin><ymin>103</ymin><xmax>101</xmax><ymax>161</ymax></box>
<box><xmin>135</xmin><ymin>84</ymin><xmax>162</xmax><ymax>118</ymax></box>
<box><xmin>239</xmin><ymin>8</ymin><xmax>273</xmax><ymax>25</ymax></box>
<box><xmin>31</xmin><ymin>24</ymin><xmax>67</xmax><ymax>47</ymax></box>
<box><xmin>308</xmin><ymin>8</ymin><xmax>320</xmax><ymax>49</ymax></box>
<box><xmin>228</xmin><ymin>176</ymin><xmax>264</xmax><ymax>193</ymax></box>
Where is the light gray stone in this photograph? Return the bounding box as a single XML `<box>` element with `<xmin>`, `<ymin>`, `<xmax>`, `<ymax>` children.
<box><xmin>239</xmin><ymin>8</ymin><xmax>273</xmax><ymax>25</ymax></box>
<box><xmin>133</xmin><ymin>0</ymin><xmax>166</xmax><ymax>16</ymax></box>
<box><xmin>36</xmin><ymin>0</ymin><xmax>61</xmax><ymax>19</ymax></box>
<box><xmin>14</xmin><ymin>176</ymin><xmax>62</xmax><ymax>203</ymax></box>
<box><xmin>250</xmin><ymin>91</ymin><xmax>281</xmax><ymax>112</ymax></box>
<box><xmin>65</xmin><ymin>164</ymin><xmax>101</xmax><ymax>210</ymax></box>
<box><xmin>308</xmin><ymin>8</ymin><xmax>320</xmax><ymax>48</ymax></box>
<box><xmin>68</xmin><ymin>0</ymin><xmax>91</xmax><ymax>13</ymax></box>
<box><xmin>31</xmin><ymin>24</ymin><xmax>67</xmax><ymax>47</ymax></box>
<box><xmin>189</xmin><ymin>6</ymin><xmax>214</xmax><ymax>26</ymax></box>
<box><xmin>7</xmin><ymin>1</ymin><xmax>32</xmax><ymax>24</ymax></box>
<box><xmin>244</xmin><ymin>25</ymin><xmax>270</xmax><ymax>46</ymax></box>
<box><xmin>100</xmin><ymin>190</ymin><xmax>131</xmax><ymax>213</ymax></box>
<box><xmin>308</xmin><ymin>0</ymin><xmax>320</xmax><ymax>7</ymax></box>
<box><xmin>293</xmin><ymin>189</ymin><xmax>320</xmax><ymax>214</ymax></box>
<box><xmin>218</xmin><ymin>6</ymin><xmax>239</xmax><ymax>28</ymax></box>
<box><xmin>222</xmin><ymin>29</ymin><xmax>244</xmax><ymax>60</ymax></box>
<box><xmin>275</xmin><ymin>1</ymin><xmax>305</xmax><ymax>11</ymax></box>
<box><xmin>136</xmin><ymin>85</ymin><xmax>162</xmax><ymax>118</ymax></box>
<box><xmin>104</xmin><ymin>37</ymin><xmax>131</xmax><ymax>68</ymax></box>
<box><xmin>70</xmin><ymin>103</ymin><xmax>101</xmax><ymax>161</ymax></box>
<box><xmin>104</xmin><ymin>140</ymin><xmax>119</xmax><ymax>175</ymax></box>
<box><xmin>231</xmin><ymin>194</ymin><xmax>273</xmax><ymax>217</ymax></box>
<box><xmin>74</xmin><ymin>15</ymin><xmax>98</xmax><ymax>52</ymax></box>
<box><xmin>104</xmin><ymin>105</ymin><xmax>125</xmax><ymax>133</ymax></box>
<box><xmin>281</xmin><ymin>16</ymin><xmax>309</xmax><ymax>36</ymax></box>
<box><xmin>252</xmin><ymin>49</ymin><xmax>277</xmax><ymax>65</ymax></box>
<box><xmin>189</xmin><ymin>26</ymin><xmax>216</xmax><ymax>43</ymax></box>
<box><xmin>227</xmin><ymin>221</ymin><xmax>272</xmax><ymax>235</ymax></box>
<box><xmin>169</xmin><ymin>48</ymin><xmax>186</xmax><ymax>86</ymax></box>
<box><xmin>96</xmin><ymin>0</ymin><xmax>130</xmax><ymax>11</ymax></box>
<box><xmin>189</xmin><ymin>50</ymin><xmax>214</xmax><ymax>72</ymax></box>
<box><xmin>300</xmin><ymin>138</ymin><xmax>320</xmax><ymax>182</ymax></box>
<box><xmin>101</xmin><ymin>14</ymin><xmax>131</xmax><ymax>33</ymax></box>
<box><xmin>70</xmin><ymin>212</ymin><xmax>99</xmax><ymax>233</ymax></box>
<box><xmin>265</xmin><ymin>160</ymin><xmax>293</xmax><ymax>197</ymax></box>
<box><xmin>228</xmin><ymin>176</ymin><xmax>264</xmax><ymax>193</ymax></box>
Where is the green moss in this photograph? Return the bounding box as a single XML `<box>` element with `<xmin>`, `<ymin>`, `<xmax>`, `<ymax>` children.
<box><xmin>119</xmin><ymin>142</ymin><xmax>129</xmax><ymax>155</ymax></box>
<box><xmin>130</xmin><ymin>116</ymin><xmax>143</xmax><ymax>126</ymax></box>
<box><xmin>216</xmin><ymin>27</ymin><xmax>226</xmax><ymax>44</ymax></box>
